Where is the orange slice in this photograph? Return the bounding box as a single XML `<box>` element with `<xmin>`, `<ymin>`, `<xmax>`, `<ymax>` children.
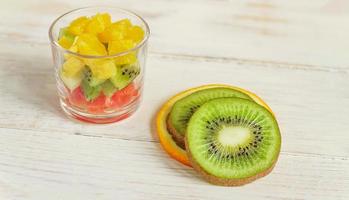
<box><xmin>155</xmin><ymin>84</ymin><xmax>274</xmax><ymax>167</ymax></box>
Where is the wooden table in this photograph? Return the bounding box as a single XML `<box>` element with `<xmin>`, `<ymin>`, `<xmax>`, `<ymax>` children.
<box><xmin>0</xmin><ymin>0</ymin><xmax>348</xmax><ymax>199</ymax></box>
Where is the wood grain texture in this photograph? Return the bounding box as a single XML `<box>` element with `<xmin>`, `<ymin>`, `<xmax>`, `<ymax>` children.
<box><xmin>1</xmin><ymin>0</ymin><xmax>349</xmax><ymax>68</ymax></box>
<box><xmin>0</xmin><ymin>0</ymin><xmax>348</xmax><ymax>199</ymax></box>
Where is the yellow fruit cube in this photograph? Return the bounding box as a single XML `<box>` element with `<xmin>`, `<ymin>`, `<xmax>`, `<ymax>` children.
<box><xmin>115</xmin><ymin>54</ymin><xmax>137</xmax><ymax>65</ymax></box>
<box><xmin>85</xmin><ymin>13</ymin><xmax>111</xmax><ymax>35</ymax></box>
<box><xmin>62</xmin><ymin>57</ymin><xmax>85</xmax><ymax>77</ymax></box>
<box><xmin>108</xmin><ymin>39</ymin><xmax>135</xmax><ymax>54</ymax></box>
<box><xmin>98</xmin><ymin>19</ymin><xmax>132</xmax><ymax>43</ymax></box>
<box><xmin>58</xmin><ymin>28</ymin><xmax>76</xmax><ymax>49</ymax></box>
<box><xmin>76</xmin><ymin>33</ymin><xmax>107</xmax><ymax>56</ymax></box>
<box><xmin>63</xmin><ymin>40</ymin><xmax>79</xmax><ymax>60</ymax></box>
<box><xmin>58</xmin><ymin>36</ymin><xmax>74</xmax><ymax>49</ymax></box>
<box><xmin>127</xmin><ymin>25</ymin><xmax>144</xmax><ymax>43</ymax></box>
<box><xmin>68</xmin><ymin>16</ymin><xmax>90</xmax><ymax>35</ymax></box>
<box><xmin>108</xmin><ymin>39</ymin><xmax>137</xmax><ymax>64</ymax></box>
<box><xmin>98</xmin><ymin>27</ymin><xmax>123</xmax><ymax>43</ymax></box>
<box><xmin>113</xmin><ymin>19</ymin><xmax>132</xmax><ymax>29</ymax></box>
<box><xmin>88</xmin><ymin>59</ymin><xmax>116</xmax><ymax>80</ymax></box>
<box><xmin>82</xmin><ymin>58</ymin><xmax>96</xmax><ymax>67</ymax></box>
<box><xmin>69</xmin><ymin>42</ymin><xmax>78</xmax><ymax>53</ymax></box>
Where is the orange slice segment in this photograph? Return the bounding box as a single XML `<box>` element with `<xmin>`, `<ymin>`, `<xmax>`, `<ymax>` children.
<box><xmin>155</xmin><ymin>84</ymin><xmax>274</xmax><ymax>167</ymax></box>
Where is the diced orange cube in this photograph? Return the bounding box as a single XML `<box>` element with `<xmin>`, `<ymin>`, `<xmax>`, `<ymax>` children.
<box><xmin>98</xmin><ymin>19</ymin><xmax>132</xmax><ymax>43</ymax></box>
<box><xmin>113</xmin><ymin>19</ymin><xmax>132</xmax><ymax>29</ymax></box>
<box><xmin>76</xmin><ymin>33</ymin><xmax>107</xmax><ymax>56</ymax></box>
<box><xmin>69</xmin><ymin>42</ymin><xmax>78</xmax><ymax>53</ymax></box>
<box><xmin>108</xmin><ymin>39</ymin><xmax>135</xmax><ymax>54</ymax></box>
<box><xmin>68</xmin><ymin>16</ymin><xmax>90</xmax><ymax>35</ymax></box>
<box><xmin>63</xmin><ymin>15</ymin><xmax>144</xmax><ymax>67</ymax></box>
<box><xmin>85</xmin><ymin>13</ymin><xmax>111</xmax><ymax>35</ymax></box>
<box><xmin>108</xmin><ymin>39</ymin><xmax>137</xmax><ymax>64</ymax></box>
<box><xmin>127</xmin><ymin>25</ymin><xmax>144</xmax><ymax>43</ymax></box>
<box><xmin>63</xmin><ymin>41</ymin><xmax>79</xmax><ymax>60</ymax></box>
<box><xmin>98</xmin><ymin>27</ymin><xmax>123</xmax><ymax>43</ymax></box>
<box><xmin>88</xmin><ymin>59</ymin><xmax>117</xmax><ymax>80</ymax></box>
<box><xmin>115</xmin><ymin>54</ymin><xmax>137</xmax><ymax>65</ymax></box>
<box><xmin>62</xmin><ymin>57</ymin><xmax>85</xmax><ymax>77</ymax></box>
<box><xmin>58</xmin><ymin>28</ymin><xmax>76</xmax><ymax>49</ymax></box>
<box><xmin>58</xmin><ymin>36</ymin><xmax>74</xmax><ymax>49</ymax></box>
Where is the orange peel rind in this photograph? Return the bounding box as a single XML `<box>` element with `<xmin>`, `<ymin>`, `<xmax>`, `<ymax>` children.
<box><xmin>155</xmin><ymin>84</ymin><xmax>274</xmax><ymax>167</ymax></box>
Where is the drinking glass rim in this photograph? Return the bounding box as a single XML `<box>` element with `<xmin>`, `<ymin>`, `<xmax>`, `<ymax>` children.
<box><xmin>48</xmin><ymin>6</ymin><xmax>150</xmax><ymax>59</ymax></box>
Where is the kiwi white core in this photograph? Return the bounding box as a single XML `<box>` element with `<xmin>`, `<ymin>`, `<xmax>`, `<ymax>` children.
<box><xmin>217</xmin><ymin>126</ymin><xmax>252</xmax><ymax>147</ymax></box>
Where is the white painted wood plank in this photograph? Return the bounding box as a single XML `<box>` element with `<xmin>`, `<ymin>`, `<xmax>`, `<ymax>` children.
<box><xmin>0</xmin><ymin>128</ymin><xmax>348</xmax><ymax>200</ymax></box>
<box><xmin>0</xmin><ymin>0</ymin><xmax>348</xmax><ymax>199</ymax></box>
<box><xmin>0</xmin><ymin>0</ymin><xmax>349</xmax><ymax>67</ymax></box>
<box><xmin>0</xmin><ymin>41</ymin><xmax>348</xmax><ymax>159</ymax></box>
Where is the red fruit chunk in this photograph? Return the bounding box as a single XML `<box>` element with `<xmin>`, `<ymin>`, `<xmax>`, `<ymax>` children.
<box><xmin>110</xmin><ymin>83</ymin><xmax>139</xmax><ymax>109</ymax></box>
<box><xmin>87</xmin><ymin>94</ymin><xmax>106</xmax><ymax>114</ymax></box>
<box><xmin>69</xmin><ymin>87</ymin><xmax>88</xmax><ymax>108</ymax></box>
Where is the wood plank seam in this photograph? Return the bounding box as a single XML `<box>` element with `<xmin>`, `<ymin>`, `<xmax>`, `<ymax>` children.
<box><xmin>150</xmin><ymin>51</ymin><xmax>349</xmax><ymax>74</ymax></box>
<box><xmin>0</xmin><ymin>127</ymin><xmax>347</xmax><ymax>161</ymax></box>
<box><xmin>0</xmin><ymin>39</ymin><xmax>348</xmax><ymax>74</ymax></box>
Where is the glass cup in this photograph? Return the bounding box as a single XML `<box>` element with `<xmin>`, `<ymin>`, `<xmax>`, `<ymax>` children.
<box><xmin>49</xmin><ymin>7</ymin><xmax>150</xmax><ymax>123</ymax></box>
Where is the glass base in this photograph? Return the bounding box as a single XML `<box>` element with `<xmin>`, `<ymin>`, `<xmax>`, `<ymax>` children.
<box><xmin>60</xmin><ymin>98</ymin><xmax>140</xmax><ymax>124</ymax></box>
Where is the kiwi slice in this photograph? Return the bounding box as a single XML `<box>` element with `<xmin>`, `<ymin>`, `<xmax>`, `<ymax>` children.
<box><xmin>102</xmin><ymin>80</ymin><xmax>118</xmax><ymax>97</ymax></box>
<box><xmin>81</xmin><ymin>70</ymin><xmax>118</xmax><ymax>99</ymax></box>
<box><xmin>58</xmin><ymin>27</ymin><xmax>75</xmax><ymax>43</ymax></box>
<box><xmin>110</xmin><ymin>63</ymin><xmax>140</xmax><ymax>90</ymax></box>
<box><xmin>167</xmin><ymin>88</ymin><xmax>252</xmax><ymax>148</ymax></box>
<box><xmin>81</xmin><ymin>77</ymin><xmax>102</xmax><ymax>101</ymax></box>
<box><xmin>84</xmin><ymin>67</ymin><xmax>107</xmax><ymax>87</ymax></box>
<box><xmin>186</xmin><ymin>97</ymin><xmax>281</xmax><ymax>186</ymax></box>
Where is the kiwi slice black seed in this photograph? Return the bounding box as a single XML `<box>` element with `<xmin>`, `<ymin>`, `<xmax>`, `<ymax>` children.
<box><xmin>186</xmin><ymin>97</ymin><xmax>281</xmax><ymax>186</ymax></box>
<box><xmin>84</xmin><ymin>67</ymin><xmax>106</xmax><ymax>87</ymax></box>
<box><xmin>102</xmin><ymin>80</ymin><xmax>118</xmax><ymax>97</ymax></box>
<box><xmin>167</xmin><ymin>88</ymin><xmax>252</xmax><ymax>148</ymax></box>
<box><xmin>81</xmin><ymin>78</ymin><xmax>102</xmax><ymax>101</ymax></box>
<box><xmin>110</xmin><ymin>63</ymin><xmax>140</xmax><ymax>90</ymax></box>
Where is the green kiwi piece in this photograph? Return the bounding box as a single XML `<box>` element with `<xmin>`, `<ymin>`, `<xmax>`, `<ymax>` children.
<box><xmin>84</xmin><ymin>68</ymin><xmax>107</xmax><ymax>87</ymax></box>
<box><xmin>167</xmin><ymin>88</ymin><xmax>252</xmax><ymax>148</ymax></box>
<box><xmin>102</xmin><ymin>80</ymin><xmax>118</xmax><ymax>97</ymax></box>
<box><xmin>110</xmin><ymin>63</ymin><xmax>140</xmax><ymax>90</ymax></box>
<box><xmin>81</xmin><ymin>77</ymin><xmax>102</xmax><ymax>101</ymax></box>
<box><xmin>186</xmin><ymin>97</ymin><xmax>281</xmax><ymax>186</ymax></box>
<box><xmin>58</xmin><ymin>27</ymin><xmax>75</xmax><ymax>43</ymax></box>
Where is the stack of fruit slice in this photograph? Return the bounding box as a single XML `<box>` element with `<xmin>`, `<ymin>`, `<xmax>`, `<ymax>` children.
<box><xmin>57</xmin><ymin>13</ymin><xmax>144</xmax><ymax>114</ymax></box>
<box><xmin>156</xmin><ymin>84</ymin><xmax>281</xmax><ymax>186</ymax></box>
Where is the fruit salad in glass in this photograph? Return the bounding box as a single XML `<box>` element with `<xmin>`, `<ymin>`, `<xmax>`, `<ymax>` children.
<box><xmin>49</xmin><ymin>7</ymin><xmax>149</xmax><ymax>123</ymax></box>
